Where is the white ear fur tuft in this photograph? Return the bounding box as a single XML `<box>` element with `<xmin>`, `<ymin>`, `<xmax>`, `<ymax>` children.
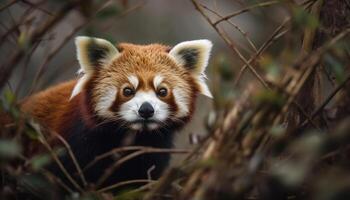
<box><xmin>169</xmin><ymin>39</ymin><xmax>212</xmax><ymax>74</ymax></box>
<box><xmin>70</xmin><ymin>74</ymin><xmax>91</xmax><ymax>100</ymax></box>
<box><xmin>71</xmin><ymin>36</ymin><xmax>119</xmax><ymax>99</ymax></box>
<box><xmin>169</xmin><ymin>39</ymin><xmax>213</xmax><ymax>98</ymax></box>
<box><xmin>75</xmin><ymin>36</ymin><xmax>119</xmax><ymax>73</ymax></box>
<box><xmin>198</xmin><ymin>76</ymin><xmax>213</xmax><ymax>98</ymax></box>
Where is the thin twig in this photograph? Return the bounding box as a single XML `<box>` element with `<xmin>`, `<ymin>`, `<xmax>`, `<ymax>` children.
<box><xmin>54</xmin><ymin>133</ymin><xmax>87</xmax><ymax>187</ymax></box>
<box><xmin>14</xmin><ymin>42</ymin><xmax>41</xmax><ymax>97</ymax></box>
<box><xmin>191</xmin><ymin>0</ymin><xmax>270</xmax><ymax>89</ymax></box>
<box><xmin>0</xmin><ymin>0</ymin><xmax>80</xmax><ymax>90</ymax></box>
<box><xmin>270</xmin><ymin>28</ymin><xmax>350</xmax><ymax>135</ymax></box>
<box><xmin>28</xmin><ymin>21</ymin><xmax>86</xmax><ymax>94</ymax></box>
<box><xmin>39</xmin><ymin>136</ymin><xmax>83</xmax><ymax>192</ymax></box>
<box><xmin>201</xmin><ymin>3</ymin><xmax>258</xmax><ymax>53</ymax></box>
<box><xmin>20</xmin><ymin>0</ymin><xmax>54</xmax><ymax>16</ymax></box>
<box><xmin>96</xmin><ymin>147</ymin><xmax>191</xmax><ymax>187</ymax></box>
<box><xmin>299</xmin><ymin>74</ymin><xmax>350</xmax><ymax>128</ymax></box>
<box><xmin>0</xmin><ymin>7</ymin><xmax>33</xmax><ymax>47</ymax></box>
<box><xmin>84</xmin><ymin>146</ymin><xmax>160</xmax><ymax>170</ymax></box>
<box><xmin>0</xmin><ymin>0</ymin><xmax>17</xmax><ymax>12</ymax></box>
<box><xmin>233</xmin><ymin>18</ymin><xmax>290</xmax><ymax>86</ymax></box>
<box><xmin>312</xmin><ymin>75</ymin><xmax>350</xmax><ymax>118</ymax></box>
<box><xmin>29</xmin><ymin>0</ymin><xmax>145</xmax><ymax>94</ymax></box>
<box><xmin>120</xmin><ymin>181</ymin><xmax>157</xmax><ymax>197</ymax></box>
<box><xmin>18</xmin><ymin>152</ymin><xmax>74</xmax><ymax>194</ymax></box>
<box><xmin>41</xmin><ymin>169</ymin><xmax>74</xmax><ymax>194</ymax></box>
<box><xmin>213</xmin><ymin>1</ymin><xmax>280</xmax><ymax>26</ymax></box>
<box><xmin>98</xmin><ymin>179</ymin><xmax>156</xmax><ymax>193</ymax></box>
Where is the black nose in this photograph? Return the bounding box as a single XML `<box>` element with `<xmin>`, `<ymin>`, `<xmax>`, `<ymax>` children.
<box><xmin>138</xmin><ymin>102</ymin><xmax>154</xmax><ymax>119</ymax></box>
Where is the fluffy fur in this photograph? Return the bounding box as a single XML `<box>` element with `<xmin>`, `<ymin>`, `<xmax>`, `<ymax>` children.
<box><xmin>21</xmin><ymin>37</ymin><xmax>213</xmax><ymax>189</ymax></box>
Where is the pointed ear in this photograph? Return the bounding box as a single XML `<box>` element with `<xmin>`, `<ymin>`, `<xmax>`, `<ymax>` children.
<box><xmin>169</xmin><ymin>40</ymin><xmax>213</xmax><ymax>98</ymax></box>
<box><xmin>75</xmin><ymin>36</ymin><xmax>119</xmax><ymax>73</ymax></box>
<box><xmin>70</xmin><ymin>36</ymin><xmax>119</xmax><ymax>100</ymax></box>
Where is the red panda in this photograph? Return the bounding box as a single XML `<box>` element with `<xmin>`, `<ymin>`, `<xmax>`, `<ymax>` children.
<box><xmin>21</xmin><ymin>36</ymin><xmax>213</xmax><ymax>190</ymax></box>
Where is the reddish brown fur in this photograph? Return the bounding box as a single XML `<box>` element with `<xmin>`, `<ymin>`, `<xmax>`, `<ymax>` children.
<box><xmin>21</xmin><ymin>80</ymin><xmax>77</xmax><ymax>132</ymax></box>
<box><xmin>19</xmin><ymin>41</ymin><xmax>209</xmax><ymax>189</ymax></box>
<box><xmin>21</xmin><ymin>43</ymin><xmax>201</xmax><ymax>135</ymax></box>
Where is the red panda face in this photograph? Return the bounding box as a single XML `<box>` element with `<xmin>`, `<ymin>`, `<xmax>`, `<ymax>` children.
<box><xmin>71</xmin><ymin>37</ymin><xmax>213</xmax><ymax>131</ymax></box>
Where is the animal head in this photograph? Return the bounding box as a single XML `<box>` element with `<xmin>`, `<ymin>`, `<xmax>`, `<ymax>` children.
<box><xmin>72</xmin><ymin>36</ymin><xmax>213</xmax><ymax>131</ymax></box>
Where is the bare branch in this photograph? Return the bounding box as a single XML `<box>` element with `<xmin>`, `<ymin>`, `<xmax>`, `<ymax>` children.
<box><xmin>95</xmin><ymin>147</ymin><xmax>191</xmax><ymax>188</ymax></box>
<box><xmin>0</xmin><ymin>0</ymin><xmax>80</xmax><ymax>90</ymax></box>
<box><xmin>213</xmin><ymin>1</ymin><xmax>280</xmax><ymax>26</ymax></box>
<box><xmin>191</xmin><ymin>0</ymin><xmax>270</xmax><ymax>89</ymax></box>
<box><xmin>233</xmin><ymin>18</ymin><xmax>290</xmax><ymax>86</ymax></box>
<box><xmin>98</xmin><ymin>179</ymin><xmax>156</xmax><ymax>193</ymax></box>
<box><xmin>39</xmin><ymin>135</ymin><xmax>83</xmax><ymax>192</ymax></box>
<box><xmin>54</xmin><ymin>133</ymin><xmax>88</xmax><ymax>187</ymax></box>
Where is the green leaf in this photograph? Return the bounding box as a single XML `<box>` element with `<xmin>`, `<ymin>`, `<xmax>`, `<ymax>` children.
<box><xmin>24</xmin><ymin>120</ymin><xmax>43</xmax><ymax>140</ymax></box>
<box><xmin>253</xmin><ymin>89</ymin><xmax>285</xmax><ymax>108</ymax></box>
<box><xmin>269</xmin><ymin>124</ymin><xmax>286</xmax><ymax>137</ymax></box>
<box><xmin>113</xmin><ymin>189</ymin><xmax>145</xmax><ymax>200</ymax></box>
<box><xmin>0</xmin><ymin>139</ymin><xmax>22</xmax><ymax>159</ymax></box>
<box><xmin>3</xmin><ymin>88</ymin><xmax>15</xmax><ymax>105</ymax></box>
<box><xmin>292</xmin><ymin>7</ymin><xmax>319</xmax><ymax>29</ymax></box>
<box><xmin>18</xmin><ymin>30</ymin><xmax>29</xmax><ymax>50</ymax></box>
<box><xmin>30</xmin><ymin>154</ymin><xmax>52</xmax><ymax>170</ymax></box>
<box><xmin>217</xmin><ymin>55</ymin><xmax>233</xmax><ymax>81</ymax></box>
<box><xmin>196</xmin><ymin>158</ymin><xmax>218</xmax><ymax>168</ymax></box>
<box><xmin>25</xmin><ymin>128</ymin><xmax>41</xmax><ymax>140</ymax></box>
<box><xmin>324</xmin><ymin>54</ymin><xmax>346</xmax><ymax>83</ymax></box>
<box><xmin>18</xmin><ymin>174</ymin><xmax>56</xmax><ymax>199</ymax></box>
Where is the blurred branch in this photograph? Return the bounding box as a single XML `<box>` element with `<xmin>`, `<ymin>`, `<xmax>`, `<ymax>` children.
<box><xmin>95</xmin><ymin>147</ymin><xmax>191</xmax><ymax>188</ymax></box>
<box><xmin>145</xmin><ymin>17</ymin><xmax>350</xmax><ymax>200</ymax></box>
<box><xmin>233</xmin><ymin>18</ymin><xmax>290</xmax><ymax>86</ymax></box>
<box><xmin>117</xmin><ymin>0</ymin><xmax>146</xmax><ymax>18</ymax></box>
<box><xmin>15</xmin><ymin>41</ymin><xmax>42</xmax><ymax>97</ymax></box>
<box><xmin>213</xmin><ymin>1</ymin><xmax>280</xmax><ymax>26</ymax></box>
<box><xmin>300</xmin><ymin>74</ymin><xmax>350</xmax><ymax>128</ymax></box>
<box><xmin>85</xmin><ymin>146</ymin><xmax>171</xmax><ymax>170</ymax></box>
<box><xmin>20</xmin><ymin>0</ymin><xmax>54</xmax><ymax>16</ymax></box>
<box><xmin>98</xmin><ymin>179</ymin><xmax>156</xmax><ymax>193</ymax></box>
<box><xmin>201</xmin><ymin>3</ymin><xmax>258</xmax><ymax>54</ymax></box>
<box><xmin>191</xmin><ymin>0</ymin><xmax>269</xmax><ymax>89</ymax></box>
<box><xmin>29</xmin><ymin>0</ymin><xmax>146</xmax><ymax>94</ymax></box>
<box><xmin>0</xmin><ymin>0</ymin><xmax>17</xmax><ymax>12</ymax></box>
<box><xmin>54</xmin><ymin>133</ymin><xmax>87</xmax><ymax>188</ymax></box>
<box><xmin>41</xmin><ymin>169</ymin><xmax>74</xmax><ymax>194</ymax></box>
<box><xmin>263</xmin><ymin>28</ymin><xmax>350</xmax><ymax>149</ymax></box>
<box><xmin>0</xmin><ymin>6</ymin><xmax>33</xmax><ymax>47</ymax></box>
<box><xmin>145</xmin><ymin>84</ymin><xmax>255</xmax><ymax>200</ymax></box>
<box><xmin>39</xmin><ymin>134</ymin><xmax>83</xmax><ymax>192</ymax></box>
<box><xmin>0</xmin><ymin>0</ymin><xmax>81</xmax><ymax>91</ymax></box>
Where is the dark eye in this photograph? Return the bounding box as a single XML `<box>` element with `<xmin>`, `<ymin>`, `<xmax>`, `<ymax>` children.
<box><xmin>157</xmin><ymin>88</ymin><xmax>168</xmax><ymax>97</ymax></box>
<box><xmin>123</xmin><ymin>87</ymin><xmax>135</xmax><ymax>97</ymax></box>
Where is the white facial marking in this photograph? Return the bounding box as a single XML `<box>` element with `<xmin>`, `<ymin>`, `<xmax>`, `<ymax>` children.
<box><xmin>153</xmin><ymin>75</ymin><xmax>164</xmax><ymax>89</ymax></box>
<box><xmin>70</xmin><ymin>74</ymin><xmax>91</xmax><ymax>99</ymax></box>
<box><xmin>173</xmin><ymin>87</ymin><xmax>190</xmax><ymax>117</ymax></box>
<box><xmin>119</xmin><ymin>91</ymin><xmax>169</xmax><ymax>130</ymax></box>
<box><xmin>95</xmin><ymin>86</ymin><xmax>117</xmax><ymax>117</ymax></box>
<box><xmin>128</xmin><ymin>75</ymin><xmax>139</xmax><ymax>89</ymax></box>
<box><xmin>131</xmin><ymin>123</ymin><xmax>142</xmax><ymax>130</ymax></box>
<box><xmin>148</xmin><ymin>123</ymin><xmax>159</xmax><ymax>130</ymax></box>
